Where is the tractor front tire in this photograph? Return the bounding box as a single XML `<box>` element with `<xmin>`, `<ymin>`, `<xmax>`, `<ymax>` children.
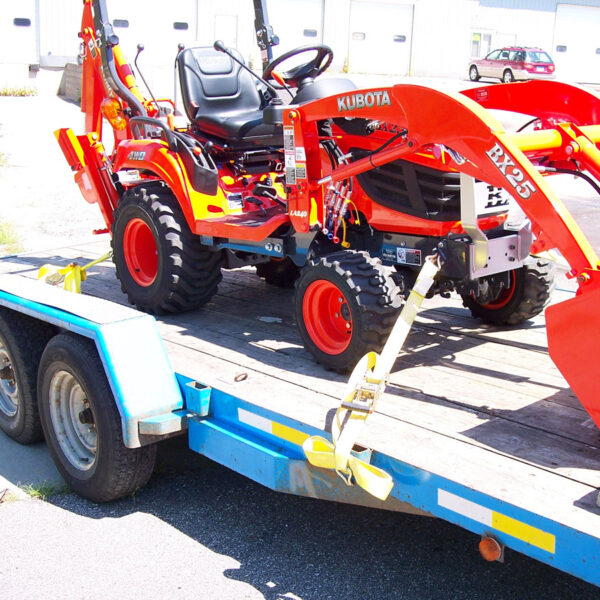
<box><xmin>256</xmin><ymin>257</ymin><xmax>301</xmax><ymax>288</ymax></box>
<box><xmin>295</xmin><ymin>250</ymin><xmax>402</xmax><ymax>372</ymax></box>
<box><xmin>112</xmin><ymin>182</ymin><xmax>223</xmax><ymax>315</ymax></box>
<box><xmin>38</xmin><ymin>333</ymin><xmax>156</xmax><ymax>503</ymax></box>
<box><xmin>461</xmin><ymin>257</ymin><xmax>554</xmax><ymax>326</ymax></box>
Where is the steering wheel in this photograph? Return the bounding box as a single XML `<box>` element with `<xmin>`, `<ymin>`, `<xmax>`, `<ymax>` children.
<box><xmin>263</xmin><ymin>45</ymin><xmax>334</xmax><ymax>89</ymax></box>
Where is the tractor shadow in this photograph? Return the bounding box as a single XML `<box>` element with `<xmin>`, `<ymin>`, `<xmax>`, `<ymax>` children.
<box><xmin>4</xmin><ymin>254</ymin><xmax>598</xmax><ymax>501</ymax></box>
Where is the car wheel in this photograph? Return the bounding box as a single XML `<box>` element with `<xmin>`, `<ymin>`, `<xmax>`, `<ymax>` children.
<box><xmin>502</xmin><ymin>69</ymin><xmax>514</xmax><ymax>83</ymax></box>
<box><xmin>469</xmin><ymin>65</ymin><xmax>480</xmax><ymax>81</ymax></box>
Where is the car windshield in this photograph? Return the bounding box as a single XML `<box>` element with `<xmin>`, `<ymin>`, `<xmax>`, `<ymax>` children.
<box><xmin>526</xmin><ymin>51</ymin><xmax>552</xmax><ymax>63</ymax></box>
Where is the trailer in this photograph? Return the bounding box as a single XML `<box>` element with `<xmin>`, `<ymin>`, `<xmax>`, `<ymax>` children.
<box><xmin>0</xmin><ymin>243</ymin><xmax>598</xmax><ymax>587</ymax></box>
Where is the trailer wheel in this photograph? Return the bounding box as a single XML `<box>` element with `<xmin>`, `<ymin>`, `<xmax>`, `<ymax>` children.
<box><xmin>256</xmin><ymin>257</ymin><xmax>301</xmax><ymax>288</ymax></box>
<box><xmin>0</xmin><ymin>309</ymin><xmax>53</xmax><ymax>444</ymax></box>
<box><xmin>295</xmin><ymin>250</ymin><xmax>402</xmax><ymax>372</ymax></box>
<box><xmin>112</xmin><ymin>182</ymin><xmax>223</xmax><ymax>315</ymax></box>
<box><xmin>461</xmin><ymin>257</ymin><xmax>554</xmax><ymax>325</ymax></box>
<box><xmin>38</xmin><ymin>333</ymin><xmax>156</xmax><ymax>502</ymax></box>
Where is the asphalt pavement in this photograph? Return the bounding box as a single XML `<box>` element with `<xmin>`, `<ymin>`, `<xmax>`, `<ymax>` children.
<box><xmin>1</xmin><ymin>434</ymin><xmax>598</xmax><ymax>599</ymax></box>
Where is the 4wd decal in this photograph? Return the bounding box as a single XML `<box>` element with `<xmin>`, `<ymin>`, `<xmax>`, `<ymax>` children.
<box><xmin>128</xmin><ymin>151</ymin><xmax>147</xmax><ymax>161</ymax></box>
<box><xmin>486</xmin><ymin>143</ymin><xmax>536</xmax><ymax>199</ymax></box>
<box><xmin>337</xmin><ymin>90</ymin><xmax>391</xmax><ymax>112</ymax></box>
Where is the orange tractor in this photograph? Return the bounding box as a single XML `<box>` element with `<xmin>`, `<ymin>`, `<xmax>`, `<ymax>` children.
<box><xmin>57</xmin><ymin>0</ymin><xmax>600</xmax><ymax>429</ymax></box>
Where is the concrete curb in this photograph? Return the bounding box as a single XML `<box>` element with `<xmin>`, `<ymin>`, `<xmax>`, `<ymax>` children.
<box><xmin>0</xmin><ymin>433</ymin><xmax>62</xmax><ymax>500</ymax></box>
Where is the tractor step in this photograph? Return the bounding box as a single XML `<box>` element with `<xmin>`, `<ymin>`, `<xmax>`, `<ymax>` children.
<box><xmin>194</xmin><ymin>206</ymin><xmax>290</xmax><ymax>241</ymax></box>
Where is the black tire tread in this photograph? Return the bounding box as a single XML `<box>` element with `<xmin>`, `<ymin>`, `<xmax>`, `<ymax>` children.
<box><xmin>296</xmin><ymin>250</ymin><xmax>402</xmax><ymax>372</ymax></box>
<box><xmin>112</xmin><ymin>182</ymin><xmax>222</xmax><ymax>315</ymax></box>
<box><xmin>38</xmin><ymin>333</ymin><xmax>156</xmax><ymax>503</ymax></box>
<box><xmin>0</xmin><ymin>308</ymin><xmax>54</xmax><ymax>444</ymax></box>
<box><xmin>462</xmin><ymin>258</ymin><xmax>554</xmax><ymax>326</ymax></box>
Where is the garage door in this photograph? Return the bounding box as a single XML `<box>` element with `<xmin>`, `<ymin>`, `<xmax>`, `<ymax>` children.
<box><xmin>553</xmin><ymin>3</ymin><xmax>600</xmax><ymax>83</ymax></box>
<box><xmin>106</xmin><ymin>0</ymin><xmax>197</xmax><ymax>96</ymax></box>
<box><xmin>267</xmin><ymin>0</ymin><xmax>324</xmax><ymax>55</ymax></box>
<box><xmin>348</xmin><ymin>1</ymin><xmax>413</xmax><ymax>75</ymax></box>
<box><xmin>39</xmin><ymin>0</ymin><xmax>80</xmax><ymax>67</ymax></box>
<box><xmin>0</xmin><ymin>2</ymin><xmax>37</xmax><ymax>66</ymax></box>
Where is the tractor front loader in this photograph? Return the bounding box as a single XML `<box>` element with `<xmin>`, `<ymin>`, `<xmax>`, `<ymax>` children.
<box><xmin>57</xmin><ymin>0</ymin><xmax>600</xmax><ymax>431</ymax></box>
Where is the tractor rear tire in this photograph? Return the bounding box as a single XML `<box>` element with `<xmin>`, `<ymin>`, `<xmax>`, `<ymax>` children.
<box><xmin>0</xmin><ymin>309</ymin><xmax>53</xmax><ymax>444</ymax></box>
<box><xmin>38</xmin><ymin>333</ymin><xmax>156</xmax><ymax>502</ymax></box>
<box><xmin>295</xmin><ymin>250</ymin><xmax>402</xmax><ymax>372</ymax></box>
<box><xmin>112</xmin><ymin>182</ymin><xmax>223</xmax><ymax>315</ymax></box>
<box><xmin>461</xmin><ymin>257</ymin><xmax>554</xmax><ymax>326</ymax></box>
<box><xmin>256</xmin><ymin>257</ymin><xmax>301</xmax><ymax>288</ymax></box>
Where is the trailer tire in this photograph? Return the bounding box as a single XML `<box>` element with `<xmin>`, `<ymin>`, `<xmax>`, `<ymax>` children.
<box><xmin>256</xmin><ymin>257</ymin><xmax>301</xmax><ymax>288</ymax></box>
<box><xmin>112</xmin><ymin>182</ymin><xmax>223</xmax><ymax>315</ymax></box>
<box><xmin>0</xmin><ymin>309</ymin><xmax>53</xmax><ymax>444</ymax></box>
<box><xmin>295</xmin><ymin>250</ymin><xmax>402</xmax><ymax>372</ymax></box>
<box><xmin>38</xmin><ymin>333</ymin><xmax>156</xmax><ymax>503</ymax></box>
<box><xmin>461</xmin><ymin>257</ymin><xmax>554</xmax><ymax>325</ymax></box>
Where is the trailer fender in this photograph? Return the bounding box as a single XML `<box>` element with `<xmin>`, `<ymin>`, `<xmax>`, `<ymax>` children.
<box><xmin>0</xmin><ymin>274</ymin><xmax>184</xmax><ymax>448</ymax></box>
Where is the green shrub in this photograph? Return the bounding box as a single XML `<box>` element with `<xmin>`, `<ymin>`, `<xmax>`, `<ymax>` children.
<box><xmin>0</xmin><ymin>221</ymin><xmax>22</xmax><ymax>255</ymax></box>
<box><xmin>0</xmin><ymin>87</ymin><xmax>38</xmax><ymax>97</ymax></box>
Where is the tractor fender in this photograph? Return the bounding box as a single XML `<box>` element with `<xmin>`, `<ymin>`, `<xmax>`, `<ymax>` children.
<box><xmin>113</xmin><ymin>139</ymin><xmax>226</xmax><ymax>230</ymax></box>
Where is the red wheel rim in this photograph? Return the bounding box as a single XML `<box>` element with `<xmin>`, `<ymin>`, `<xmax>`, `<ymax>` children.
<box><xmin>302</xmin><ymin>280</ymin><xmax>353</xmax><ymax>354</ymax></box>
<box><xmin>123</xmin><ymin>218</ymin><xmax>158</xmax><ymax>287</ymax></box>
<box><xmin>480</xmin><ymin>271</ymin><xmax>516</xmax><ymax>309</ymax></box>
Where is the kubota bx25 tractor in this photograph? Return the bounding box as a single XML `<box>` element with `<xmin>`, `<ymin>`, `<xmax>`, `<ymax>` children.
<box><xmin>58</xmin><ymin>0</ymin><xmax>600</xmax><ymax>430</ymax></box>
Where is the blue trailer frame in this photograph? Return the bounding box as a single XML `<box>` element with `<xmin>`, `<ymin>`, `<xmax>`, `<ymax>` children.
<box><xmin>0</xmin><ymin>274</ymin><xmax>598</xmax><ymax>587</ymax></box>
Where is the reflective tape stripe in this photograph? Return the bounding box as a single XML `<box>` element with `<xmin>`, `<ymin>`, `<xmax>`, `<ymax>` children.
<box><xmin>238</xmin><ymin>408</ymin><xmax>309</xmax><ymax>447</ymax></box>
<box><xmin>492</xmin><ymin>512</ymin><xmax>555</xmax><ymax>554</ymax></box>
<box><xmin>438</xmin><ymin>489</ymin><xmax>555</xmax><ymax>554</ymax></box>
<box><xmin>272</xmin><ymin>422</ymin><xmax>310</xmax><ymax>446</ymax></box>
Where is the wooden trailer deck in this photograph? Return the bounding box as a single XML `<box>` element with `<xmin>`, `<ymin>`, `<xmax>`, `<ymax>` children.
<box><xmin>1</xmin><ymin>240</ymin><xmax>599</xmax><ymax>552</ymax></box>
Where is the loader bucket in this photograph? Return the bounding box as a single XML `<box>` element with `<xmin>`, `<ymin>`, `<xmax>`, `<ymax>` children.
<box><xmin>546</xmin><ymin>286</ymin><xmax>600</xmax><ymax>429</ymax></box>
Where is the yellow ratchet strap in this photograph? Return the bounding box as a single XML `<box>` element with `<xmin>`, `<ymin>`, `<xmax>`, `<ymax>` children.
<box><xmin>38</xmin><ymin>251</ymin><xmax>113</xmax><ymax>293</ymax></box>
<box><xmin>303</xmin><ymin>255</ymin><xmax>441</xmax><ymax>501</ymax></box>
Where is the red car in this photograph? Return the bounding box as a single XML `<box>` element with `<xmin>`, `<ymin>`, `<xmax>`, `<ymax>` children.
<box><xmin>468</xmin><ymin>47</ymin><xmax>555</xmax><ymax>83</ymax></box>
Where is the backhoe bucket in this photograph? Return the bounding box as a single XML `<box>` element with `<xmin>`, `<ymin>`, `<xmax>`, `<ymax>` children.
<box><xmin>546</xmin><ymin>286</ymin><xmax>600</xmax><ymax>429</ymax></box>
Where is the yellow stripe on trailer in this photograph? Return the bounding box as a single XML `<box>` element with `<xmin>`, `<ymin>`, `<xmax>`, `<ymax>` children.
<box><xmin>438</xmin><ymin>489</ymin><xmax>555</xmax><ymax>553</ymax></box>
<box><xmin>492</xmin><ymin>512</ymin><xmax>556</xmax><ymax>554</ymax></box>
<box><xmin>238</xmin><ymin>408</ymin><xmax>309</xmax><ymax>447</ymax></box>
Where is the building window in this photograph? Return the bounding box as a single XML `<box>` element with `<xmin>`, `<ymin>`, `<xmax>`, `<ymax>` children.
<box><xmin>471</xmin><ymin>32</ymin><xmax>491</xmax><ymax>58</ymax></box>
<box><xmin>303</xmin><ymin>29</ymin><xmax>317</xmax><ymax>37</ymax></box>
<box><xmin>174</xmin><ymin>22</ymin><xmax>189</xmax><ymax>30</ymax></box>
<box><xmin>393</xmin><ymin>35</ymin><xmax>406</xmax><ymax>43</ymax></box>
<box><xmin>13</xmin><ymin>18</ymin><xmax>31</xmax><ymax>27</ymax></box>
<box><xmin>114</xmin><ymin>19</ymin><xmax>129</xmax><ymax>28</ymax></box>
<box><xmin>556</xmin><ymin>45</ymin><xmax>567</xmax><ymax>53</ymax></box>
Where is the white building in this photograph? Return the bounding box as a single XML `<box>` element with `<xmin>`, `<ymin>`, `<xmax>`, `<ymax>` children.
<box><xmin>2</xmin><ymin>0</ymin><xmax>600</xmax><ymax>87</ymax></box>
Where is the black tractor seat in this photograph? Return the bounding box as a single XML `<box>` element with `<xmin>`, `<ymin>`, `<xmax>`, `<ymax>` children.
<box><xmin>178</xmin><ymin>47</ymin><xmax>282</xmax><ymax>148</ymax></box>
